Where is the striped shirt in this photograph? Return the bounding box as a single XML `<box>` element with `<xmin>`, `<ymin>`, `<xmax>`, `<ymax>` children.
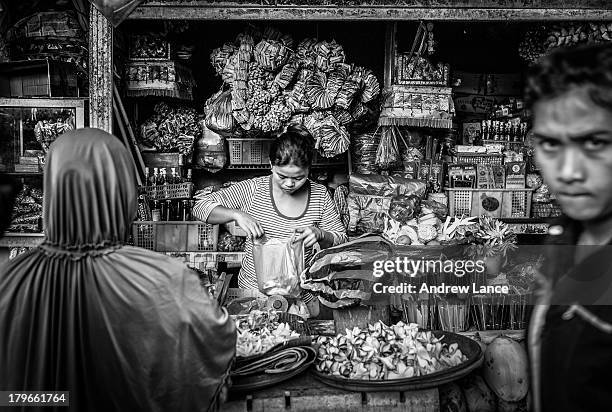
<box><xmin>193</xmin><ymin>175</ymin><xmax>348</xmax><ymax>290</ymax></box>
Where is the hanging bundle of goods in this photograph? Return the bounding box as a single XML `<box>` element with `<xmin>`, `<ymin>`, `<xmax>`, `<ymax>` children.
<box><xmin>375</xmin><ymin>126</ymin><xmax>402</xmax><ymax>170</ymax></box>
<box><xmin>6</xmin><ymin>11</ymin><xmax>88</xmax><ymax>74</ymax></box>
<box><xmin>138</xmin><ymin>102</ymin><xmax>200</xmax><ymax>156</ymax></box>
<box><xmin>380</xmin><ymin>22</ymin><xmax>453</xmax><ymax>129</ymax></box>
<box><xmin>125</xmin><ymin>32</ymin><xmax>195</xmax><ymax>100</ymax></box>
<box><xmin>395</xmin><ymin>22</ymin><xmax>449</xmax><ymax>87</ymax></box>
<box><xmin>208</xmin><ymin>25</ymin><xmax>381</xmax><ymax>157</ymax></box>
<box><xmin>519</xmin><ymin>22</ymin><xmax>612</xmax><ymax>64</ymax></box>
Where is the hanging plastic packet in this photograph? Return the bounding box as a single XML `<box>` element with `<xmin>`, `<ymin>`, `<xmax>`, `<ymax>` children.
<box><xmin>252</xmin><ymin>234</ymin><xmax>304</xmax><ymax>297</ymax></box>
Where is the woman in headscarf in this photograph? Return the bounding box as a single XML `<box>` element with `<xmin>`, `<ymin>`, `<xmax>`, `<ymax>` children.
<box><xmin>0</xmin><ymin>128</ymin><xmax>236</xmax><ymax>412</ymax></box>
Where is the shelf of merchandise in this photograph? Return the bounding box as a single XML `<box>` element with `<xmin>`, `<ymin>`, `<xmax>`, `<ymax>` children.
<box><xmin>0</xmin><ymin>233</ymin><xmax>45</xmax><ymax>248</ymax></box>
<box><xmin>4</xmin><ymin>172</ymin><xmax>44</xmax><ymax>177</ymax></box>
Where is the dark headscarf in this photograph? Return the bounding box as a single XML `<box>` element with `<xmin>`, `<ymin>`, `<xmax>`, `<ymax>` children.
<box><xmin>0</xmin><ymin>128</ymin><xmax>236</xmax><ymax>412</ymax></box>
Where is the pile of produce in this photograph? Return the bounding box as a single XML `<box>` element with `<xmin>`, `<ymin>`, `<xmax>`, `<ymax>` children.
<box><xmin>208</xmin><ymin>25</ymin><xmax>380</xmax><ymax>156</ymax></box>
<box><xmin>519</xmin><ymin>22</ymin><xmax>612</xmax><ymax>64</ymax></box>
<box><xmin>233</xmin><ymin>310</ymin><xmax>300</xmax><ymax>357</ymax></box>
<box><xmin>315</xmin><ymin>321</ymin><xmax>467</xmax><ymax>380</ymax></box>
<box><xmin>139</xmin><ymin>102</ymin><xmax>200</xmax><ymax>155</ymax></box>
<box><xmin>9</xmin><ymin>185</ymin><xmax>43</xmax><ymax>233</ymax></box>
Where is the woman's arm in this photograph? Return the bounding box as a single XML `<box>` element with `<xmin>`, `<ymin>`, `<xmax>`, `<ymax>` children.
<box><xmin>192</xmin><ymin>179</ymin><xmax>264</xmax><ymax>238</ymax></box>
<box><xmin>320</xmin><ymin>189</ymin><xmax>349</xmax><ymax>246</ymax></box>
<box><xmin>293</xmin><ymin>188</ymin><xmax>348</xmax><ymax>248</ymax></box>
<box><xmin>207</xmin><ymin>206</ymin><xmax>264</xmax><ymax>238</ymax></box>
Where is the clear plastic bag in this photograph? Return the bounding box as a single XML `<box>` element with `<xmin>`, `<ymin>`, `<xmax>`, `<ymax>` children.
<box><xmin>253</xmin><ymin>236</ymin><xmax>304</xmax><ymax>297</ymax></box>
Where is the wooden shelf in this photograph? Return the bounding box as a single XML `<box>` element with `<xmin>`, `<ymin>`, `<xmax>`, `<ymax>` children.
<box><xmin>0</xmin><ymin>233</ymin><xmax>44</xmax><ymax>248</ymax></box>
<box><xmin>4</xmin><ymin>172</ymin><xmax>43</xmax><ymax>177</ymax></box>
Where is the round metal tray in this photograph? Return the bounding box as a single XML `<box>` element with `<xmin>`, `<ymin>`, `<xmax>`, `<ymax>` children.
<box><xmin>230</xmin><ymin>346</ymin><xmax>317</xmax><ymax>393</ymax></box>
<box><xmin>311</xmin><ymin>330</ymin><xmax>483</xmax><ymax>392</ymax></box>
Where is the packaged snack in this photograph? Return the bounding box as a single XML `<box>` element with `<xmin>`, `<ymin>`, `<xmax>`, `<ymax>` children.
<box><xmin>505</xmin><ymin>162</ymin><xmax>526</xmax><ymax>189</ymax></box>
<box><xmin>448</xmin><ymin>164</ymin><xmax>477</xmax><ymax>188</ymax></box>
<box><xmin>402</xmin><ymin>161</ymin><xmax>420</xmax><ymax>179</ymax></box>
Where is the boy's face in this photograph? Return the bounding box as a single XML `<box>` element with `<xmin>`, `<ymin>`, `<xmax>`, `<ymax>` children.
<box><xmin>533</xmin><ymin>87</ymin><xmax>612</xmax><ymax>223</ymax></box>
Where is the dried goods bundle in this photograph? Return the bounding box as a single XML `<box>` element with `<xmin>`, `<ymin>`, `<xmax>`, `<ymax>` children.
<box><xmin>138</xmin><ymin>102</ymin><xmax>200</xmax><ymax>155</ymax></box>
<box><xmin>254</xmin><ymin>39</ymin><xmax>291</xmax><ymax>71</ymax></box>
<box><xmin>519</xmin><ymin>22</ymin><xmax>612</xmax><ymax>63</ymax></box>
<box><xmin>304</xmin><ymin>112</ymin><xmax>350</xmax><ymax>157</ymax></box>
<box><xmin>207</xmin><ymin>25</ymin><xmax>381</xmax><ymax>138</ymax></box>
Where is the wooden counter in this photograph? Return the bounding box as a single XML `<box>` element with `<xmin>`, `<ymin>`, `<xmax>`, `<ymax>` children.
<box><xmin>224</xmin><ymin>373</ymin><xmax>439</xmax><ymax>412</ymax></box>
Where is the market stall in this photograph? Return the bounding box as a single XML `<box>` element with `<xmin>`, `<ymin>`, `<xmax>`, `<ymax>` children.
<box><xmin>45</xmin><ymin>1</ymin><xmax>612</xmax><ymax>410</ymax></box>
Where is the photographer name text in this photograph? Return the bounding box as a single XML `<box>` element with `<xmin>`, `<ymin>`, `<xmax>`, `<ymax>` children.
<box><xmin>373</xmin><ymin>282</ymin><xmax>509</xmax><ymax>295</ymax></box>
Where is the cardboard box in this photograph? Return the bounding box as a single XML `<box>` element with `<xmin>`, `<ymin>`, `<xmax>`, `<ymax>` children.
<box><xmin>0</xmin><ymin>59</ymin><xmax>80</xmax><ymax>97</ymax></box>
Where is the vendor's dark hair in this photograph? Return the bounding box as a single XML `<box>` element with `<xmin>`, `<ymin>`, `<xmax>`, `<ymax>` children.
<box><xmin>525</xmin><ymin>42</ymin><xmax>612</xmax><ymax>111</ymax></box>
<box><xmin>269</xmin><ymin>126</ymin><xmax>315</xmax><ymax>168</ymax></box>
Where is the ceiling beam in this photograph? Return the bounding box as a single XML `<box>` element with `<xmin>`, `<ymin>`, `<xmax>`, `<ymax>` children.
<box><xmin>128</xmin><ymin>1</ymin><xmax>612</xmax><ymax>21</ymax></box>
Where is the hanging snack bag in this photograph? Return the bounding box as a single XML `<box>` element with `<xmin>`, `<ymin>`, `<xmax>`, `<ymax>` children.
<box><xmin>204</xmin><ymin>89</ymin><xmax>236</xmax><ymax>135</ymax></box>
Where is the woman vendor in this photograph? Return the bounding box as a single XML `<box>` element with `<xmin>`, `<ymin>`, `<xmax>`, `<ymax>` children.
<box><xmin>193</xmin><ymin>127</ymin><xmax>348</xmax><ymax>315</ymax></box>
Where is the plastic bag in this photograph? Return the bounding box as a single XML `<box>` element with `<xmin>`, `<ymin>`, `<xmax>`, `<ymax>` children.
<box><xmin>205</xmin><ymin>89</ymin><xmax>236</xmax><ymax>134</ymax></box>
<box><xmin>375</xmin><ymin>126</ymin><xmax>402</xmax><ymax>170</ymax></box>
<box><xmin>253</xmin><ymin>236</ymin><xmax>304</xmax><ymax>297</ymax></box>
<box><xmin>194</xmin><ymin>124</ymin><xmax>227</xmax><ymax>173</ymax></box>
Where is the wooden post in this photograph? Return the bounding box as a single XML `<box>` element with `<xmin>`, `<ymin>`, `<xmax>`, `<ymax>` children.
<box><xmin>384</xmin><ymin>22</ymin><xmax>397</xmax><ymax>88</ymax></box>
<box><xmin>89</xmin><ymin>4</ymin><xmax>113</xmax><ymax>132</ymax></box>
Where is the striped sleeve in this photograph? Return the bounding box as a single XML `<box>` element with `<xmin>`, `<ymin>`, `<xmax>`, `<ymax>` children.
<box><xmin>321</xmin><ymin>188</ymin><xmax>349</xmax><ymax>246</ymax></box>
<box><xmin>192</xmin><ymin>179</ymin><xmax>258</xmax><ymax>222</ymax></box>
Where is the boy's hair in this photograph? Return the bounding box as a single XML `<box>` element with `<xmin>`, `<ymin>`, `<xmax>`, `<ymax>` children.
<box><xmin>269</xmin><ymin>126</ymin><xmax>315</xmax><ymax>168</ymax></box>
<box><xmin>525</xmin><ymin>42</ymin><xmax>612</xmax><ymax>110</ymax></box>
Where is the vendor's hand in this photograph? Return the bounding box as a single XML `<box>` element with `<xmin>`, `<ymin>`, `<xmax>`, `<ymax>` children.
<box><xmin>233</xmin><ymin>211</ymin><xmax>264</xmax><ymax>239</ymax></box>
<box><xmin>293</xmin><ymin>226</ymin><xmax>323</xmax><ymax>248</ymax></box>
